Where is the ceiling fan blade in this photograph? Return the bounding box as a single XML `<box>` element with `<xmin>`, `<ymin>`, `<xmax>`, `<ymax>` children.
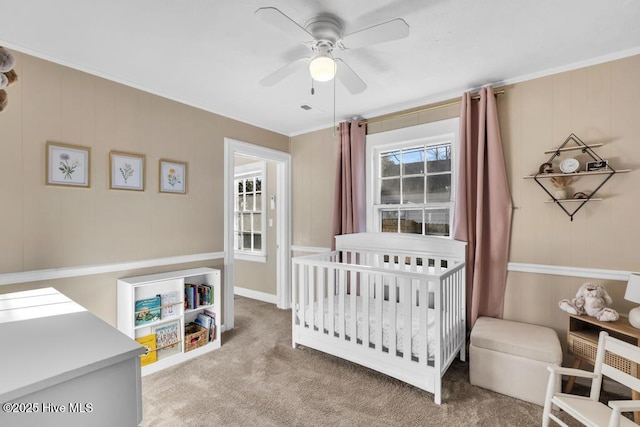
<box><xmin>340</xmin><ymin>18</ymin><xmax>410</xmax><ymax>50</ymax></box>
<box><xmin>335</xmin><ymin>58</ymin><xmax>367</xmax><ymax>94</ymax></box>
<box><xmin>259</xmin><ymin>58</ymin><xmax>309</xmax><ymax>86</ymax></box>
<box><xmin>255</xmin><ymin>7</ymin><xmax>314</xmax><ymax>42</ymax></box>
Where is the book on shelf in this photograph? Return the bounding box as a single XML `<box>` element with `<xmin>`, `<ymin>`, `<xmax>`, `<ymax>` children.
<box><xmin>184</xmin><ymin>283</ymin><xmax>196</xmax><ymax>310</ymax></box>
<box><xmin>197</xmin><ymin>284</ymin><xmax>213</xmax><ymax>307</ymax></box>
<box><xmin>153</xmin><ymin>320</ymin><xmax>181</xmax><ymax>360</ymax></box>
<box><xmin>135</xmin><ymin>334</ymin><xmax>157</xmax><ymax>366</ymax></box>
<box><xmin>184</xmin><ymin>283</ymin><xmax>214</xmax><ymax>311</ymax></box>
<box><xmin>135</xmin><ymin>295</ymin><xmax>161</xmax><ymax>326</ymax></box>
<box><xmin>194</xmin><ymin>313</ymin><xmax>212</xmax><ymax>342</ymax></box>
<box><xmin>203</xmin><ymin>309</ymin><xmax>217</xmax><ymax>342</ymax></box>
<box><xmin>160</xmin><ymin>291</ymin><xmax>180</xmax><ymax>319</ymax></box>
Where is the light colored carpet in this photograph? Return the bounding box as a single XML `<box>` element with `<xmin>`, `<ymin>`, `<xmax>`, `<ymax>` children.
<box><xmin>142</xmin><ymin>296</ymin><xmax>582</xmax><ymax>426</ymax></box>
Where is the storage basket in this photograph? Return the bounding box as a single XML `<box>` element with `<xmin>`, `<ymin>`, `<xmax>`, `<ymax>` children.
<box><xmin>184</xmin><ymin>323</ymin><xmax>207</xmax><ymax>352</ymax></box>
<box><xmin>568</xmin><ymin>333</ymin><xmax>636</xmax><ymax>374</ymax></box>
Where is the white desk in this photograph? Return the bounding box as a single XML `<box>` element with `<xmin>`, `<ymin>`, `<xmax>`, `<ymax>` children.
<box><xmin>0</xmin><ymin>287</ymin><xmax>145</xmax><ymax>427</ymax></box>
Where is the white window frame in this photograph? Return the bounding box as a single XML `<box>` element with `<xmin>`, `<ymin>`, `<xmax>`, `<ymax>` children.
<box><xmin>233</xmin><ymin>161</ymin><xmax>267</xmax><ymax>262</ymax></box>
<box><xmin>365</xmin><ymin>117</ymin><xmax>460</xmax><ymax>236</ymax></box>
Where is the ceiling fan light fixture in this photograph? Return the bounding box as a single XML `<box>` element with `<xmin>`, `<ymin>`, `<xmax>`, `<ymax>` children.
<box><xmin>309</xmin><ymin>54</ymin><xmax>336</xmax><ymax>82</ymax></box>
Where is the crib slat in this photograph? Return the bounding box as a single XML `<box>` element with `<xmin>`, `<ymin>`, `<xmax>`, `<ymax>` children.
<box><xmin>328</xmin><ymin>265</ymin><xmax>335</xmax><ymax>338</ymax></box>
<box><xmin>299</xmin><ymin>262</ymin><xmax>306</xmax><ymax>329</ymax></box>
<box><xmin>435</xmin><ymin>257</ymin><xmax>442</xmax><ymax>275</ymax></box>
<box><xmin>292</xmin><ymin>262</ymin><xmax>298</xmax><ymax>349</ymax></box>
<box><xmin>410</xmin><ymin>256</ymin><xmax>418</xmax><ymax>309</ymax></box>
<box><xmin>309</xmin><ymin>265</ymin><xmax>316</xmax><ymax>332</ymax></box>
<box><xmin>376</xmin><ymin>274</ymin><xmax>383</xmax><ymax>353</ymax></box>
<box><xmin>401</xmin><ymin>277</ymin><xmax>411</xmax><ymax>361</ymax></box>
<box><xmin>419</xmin><ymin>280</ymin><xmax>428</xmax><ymax>365</ymax></box>
<box><xmin>362</xmin><ymin>271</ymin><xmax>370</xmax><ymax>350</ymax></box>
<box><xmin>389</xmin><ymin>277</ymin><xmax>397</xmax><ymax>357</ymax></box>
<box><xmin>450</xmin><ymin>275</ymin><xmax>457</xmax><ymax>358</ymax></box>
<box><xmin>458</xmin><ymin>267</ymin><xmax>466</xmax><ymax>362</ymax></box>
<box><xmin>317</xmin><ymin>266</ymin><xmax>324</xmax><ymax>334</ymax></box>
<box><xmin>339</xmin><ymin>268</ymin><xmax>346</xmax><ymax>341</ymax></box>
<box><xmin>445</xmin><ymin>275</ymin><xmax>451</xmax><ymax>359</ymax></box>
<box><xmin>455</xmin><ymin>271</ymin><xmax>462</xmax><ymax>355</ymax></box>
<box><xmin>350</xmin><ymin>269</ymin><xmax>357</xmax><ymax>346</ymax></box>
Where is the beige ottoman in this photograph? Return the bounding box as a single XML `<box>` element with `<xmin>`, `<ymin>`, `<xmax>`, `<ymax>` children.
<box><xmin>470</xmin><ymin>316</ymin><xmax>563</xmax><ymax>406</ymax></box>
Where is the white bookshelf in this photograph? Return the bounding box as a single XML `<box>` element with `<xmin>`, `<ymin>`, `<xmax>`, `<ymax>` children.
<box><xmin>117</xmin><ymin>267</ymin><xmax>221</xmax><ymax>376</ymax></box>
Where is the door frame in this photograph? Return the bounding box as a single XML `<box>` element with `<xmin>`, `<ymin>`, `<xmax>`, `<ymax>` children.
<box><xmin>223</xmin><ymin>138</ymin><xmax>291</xmax><ymax>330</ymax></box>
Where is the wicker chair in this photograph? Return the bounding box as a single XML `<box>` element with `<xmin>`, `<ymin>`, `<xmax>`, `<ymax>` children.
<box><xmin>542</xmin><ymin>331</ymin><xmax>640</xmax><ymax>427</ymax></box>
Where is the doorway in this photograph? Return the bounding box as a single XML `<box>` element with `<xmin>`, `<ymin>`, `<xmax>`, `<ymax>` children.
<box><xmin>223</xmin><ymin>138</ymin><xmax>291</xmax><ymax>331</ymax></box>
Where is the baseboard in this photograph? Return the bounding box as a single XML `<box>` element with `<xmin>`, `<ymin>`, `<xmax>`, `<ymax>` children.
<box><xmin>234</xmin><ymin>286</ymin><xmax>277</xmax><ymax>304</ymax></box>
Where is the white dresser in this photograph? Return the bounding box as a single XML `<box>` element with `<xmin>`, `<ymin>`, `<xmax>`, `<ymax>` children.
<box><xmin>0</xmin><ymin>287</ymin><xmax>145</xmax><ymax>427</ymax></box>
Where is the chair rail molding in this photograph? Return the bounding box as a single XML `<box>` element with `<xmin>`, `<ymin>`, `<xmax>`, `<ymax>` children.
<box><xmin>0</xmin><ymin>252</ymin><xmax>225</xmax><ymax>286</ymax></box>
<box><xmin>508</xmin><ymin>262</ymin><xmax>631</xmax><ymax>282</ymax></box>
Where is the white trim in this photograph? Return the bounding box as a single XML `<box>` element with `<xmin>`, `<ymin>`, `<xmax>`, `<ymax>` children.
<box><xmin>496</xmin><ymin>46</ymin><xmax>640</xmax><ymax>92</ymax></box>
<box><xmin>234</xmin><ymin>253</ymin><xmax>267</xmax><ymax>263</ymax></box>
<box><xmin>234</xmin><ymin>286</ymin><xmax>278</xmax><ymax>305</ymax></box>
<box><xmin>291</xmin><ymin>245</ymin><xmax>332</xmax><ymax>254</ymax></box>
<box><xmin>0</xmin><ymin>252</ymin><xmax>225</xmax><ymax>286</ymax></box>
<box><xmin>508</xmin><ymin>262</ymin><xmax>632</xmax><ymax>282</ymax></box>
<box><xmin>224</xmin><ymin>138</ymin><xmax>292</xmax><ymax>332</ymax></box>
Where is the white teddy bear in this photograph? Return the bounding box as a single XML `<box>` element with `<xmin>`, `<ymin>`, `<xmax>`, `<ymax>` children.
<box><xmin>558</xmin><ymin>282</ymin><xmax>619</xmax><ymax>322</ymax></box>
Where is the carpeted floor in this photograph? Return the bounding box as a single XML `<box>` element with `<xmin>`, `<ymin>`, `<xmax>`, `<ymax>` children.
<box><xmin>142</xmin><ymin>296</ymin><xmax>589</xmax><ymax>426</ymax></box>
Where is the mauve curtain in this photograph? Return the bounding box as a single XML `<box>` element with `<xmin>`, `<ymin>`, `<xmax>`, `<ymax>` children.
<box><xmin>453</xmin><ymin>86</ymin><xmax>513</xmax><ymax>330</ymax></box>
<box><xmin>332</xmin><ymin>120</ymin><xmax>367</xmax><ymax>246</ymax></box>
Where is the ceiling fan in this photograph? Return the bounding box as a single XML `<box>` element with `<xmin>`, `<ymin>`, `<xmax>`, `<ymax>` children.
<box><xmin>255</xmin><ymin>7</ymin><xmax>410</xmax><ymax>95</ymax></box>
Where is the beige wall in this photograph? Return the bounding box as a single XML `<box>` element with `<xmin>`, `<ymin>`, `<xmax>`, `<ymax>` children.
<box><xmin>290</xmin><ymin>54</ymin><xmax>640</xmax><ymax>358</ymax></box>
<box><xmin>290</xmin><ymin>127</ymin><xmax>338</xmax><ymax>249</ymax></box>
<box><xmin>233</xmin><ymin>159</ymin><xmax>278</xmax><ymax>295</ymax></box>
<box><xmin>0</xmin><ymin>52</ymin><xmax>288</xmax><ymax>325</ymax></box>
<box><xmin>501</xmin><ymin>54</ymin><xmax>640</xmax><ymax>349</ymax></box>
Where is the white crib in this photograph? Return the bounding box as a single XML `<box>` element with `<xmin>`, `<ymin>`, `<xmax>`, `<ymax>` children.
<box><xmin>292</xmin><ymin>232</ymin><xmax>466</xmax><ymax>404</ymax></box>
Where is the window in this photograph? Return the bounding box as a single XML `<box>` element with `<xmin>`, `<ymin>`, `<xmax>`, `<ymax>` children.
<box><xmin>366</xmin><ymin>118</ymin><xmax>459</xmax><ymax>237</ymax></box>
<box><xmin>234</xmin><ymin>162</ymin><xmax>266</xmax><ymax>261</ymax></box>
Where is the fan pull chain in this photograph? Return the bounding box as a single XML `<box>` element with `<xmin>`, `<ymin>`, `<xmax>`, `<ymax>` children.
<box><xmin>332</xmin><ymin>74</ymin><xmax>336</xmax><ymax>138</ymax></box>
<box><xmin>311</xmin><ymin>79</ymin><xmax>315</xmax><ymax>95</ymax></box>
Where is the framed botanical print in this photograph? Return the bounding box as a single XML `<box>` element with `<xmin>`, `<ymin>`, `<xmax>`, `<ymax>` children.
<box><xmin>110</xmin><ymin>151</ymin><xmax>145</xmax><ymax>191</ymax></box>
<box><xmin>159</xmin><ymin>159</ymin><xmax>187</xmax><ymax>194</ymax></box>
<box><xmin>46</xmin><ymin>141</ymin><xmax>91</xmax><ymax>188</ymax></box>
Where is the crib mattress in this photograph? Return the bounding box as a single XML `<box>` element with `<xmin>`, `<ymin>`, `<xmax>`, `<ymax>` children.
<box><xmin>298</xmin><ymin>296</ymin><xmax>435</xmax><ymax>359</ymax></box>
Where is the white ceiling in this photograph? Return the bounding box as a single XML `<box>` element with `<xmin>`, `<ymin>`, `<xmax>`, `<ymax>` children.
<box><xmin>1</xmin><ymin>0</ymin><xmax>639</xmax><ymax>136</ymax></box>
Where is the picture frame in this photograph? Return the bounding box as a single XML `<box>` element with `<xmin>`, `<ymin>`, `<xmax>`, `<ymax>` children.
<box><xmin>46</xmin><ymin>141</ymin><xmax>91</xmax><ymax>188</ymax></box>
<box><xmin>586</xmin><ymin>159</ymin><xmax>609</xmax><ymax>172</ymax></box>
<box><xmin>159</xmin><ymin>159</ymin><xmax>187</xmax><ymax>194</ymax></box>
<box><xmin>110</xmin><ymin>151</ymin><xmax>145</xmax><ymax>191</ymax></box>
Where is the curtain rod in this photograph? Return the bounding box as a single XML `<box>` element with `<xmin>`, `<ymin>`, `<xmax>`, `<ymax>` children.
<box><xmin>356</xmin><ymin>89</ymin><xmax>505</xmax><ymax>127</ymax></box>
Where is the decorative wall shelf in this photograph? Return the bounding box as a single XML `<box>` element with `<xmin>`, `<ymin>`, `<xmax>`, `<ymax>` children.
<box><xmin>543</xmin><ymin>198</ymin><xmax>603</xmax><ymax>203</ymax></box>
<box><xmin>524</xmin><ymin>133</ymin><xmax>630</xmax><ymax>221</ymax></box>
<box><xmin>542</xmin><ymin>143</ymin><xmax>603</xmax><ymax>154</ymax></box>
